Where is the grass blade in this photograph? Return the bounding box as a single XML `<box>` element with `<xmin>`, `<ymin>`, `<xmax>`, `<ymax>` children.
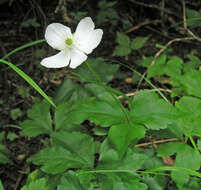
<box><xmin>109</xmin><ymin>59</ymin><xmax>169</xmax><ymax>103</ymax></box>
<box><xmin>2</xmin><ymin>39</ymin><xmax>45</xmax><ymax>60</ymax></box>
<box><xmin>0</xmin><ymin>180</ymin><xmax>4</xmax><ymax>190</ymax></box>
<box><xmin>146</xmin><ymin>166</ymin><xmax>201</xmax><ymax>179</ymax></box>
<box><xmin>0</xmin><ymin>59</ymin><xmax>56</xmax><ymax>108</ymax></box>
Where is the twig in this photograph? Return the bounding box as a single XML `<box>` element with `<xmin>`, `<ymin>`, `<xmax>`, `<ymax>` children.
<box><xmin>182</xmin><ymin>0</ymin><xmax>201</xmax><ymax>42</ymax></box>
<box><xmin>55</xmin><ymin>0</ymin><xmax>71</xmax><ymax>23</ymax></box>
<box><xmin>14</xmin><ymin>163</ymin><xmax>29</xmax><ymax>190</ymax></box>
<box><xmin>135</xmin><ymin>138</ymin><xmax>179</xmax><ymax>148</ymax></box>
<box><xmin>149</xmin><ymin>37</ymin><xmax>193</xmax><ymax>68</ymax></box>
<box><xmin>118</xmin><ymin>88</ymin><xmax>171</xmax><ymax>99</ymax></box>
<box><xmin>128</xmin><ymin>0</ymin><xmax>181</xmax><ymax>18</ymax></box>
<box><xmin>136</xmin><ymin>0</ymin><xmax>201</xmax><ymax>88</ymax></box>
<box><xmin>0</xmin><ymin>38</ymin><xmax>11</xmax><ymax>62</ymax></box>
<box><xmin>137</xmin><ymin>36</ymin><xmax>193</xmax><ymax>88</ymax></box>
<box><xmin>125</xmin><ymin>19</ymin><xmax>161</xmax><ymax>34</ymax></box>
<box><xmin>32</xmin><ymin>0</ymin><xmax>47</xmax><ymax>28</ymax></box>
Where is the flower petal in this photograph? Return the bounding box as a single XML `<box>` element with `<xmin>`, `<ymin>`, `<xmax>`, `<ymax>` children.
<box><xmin>40</xmin><ymin>50</ymin><xmax>70</xmax><ymax>68</ymax></box>
<box><xmin>74</xmin><ymin>17</ymin><xmax>95</xmax><ymax>40</ymax></box>
<box><xmin>69</xmin><ymin>49</ymin><xmax>87</xmax><ymax>69</ymax></box>
<box><xmin>45</xmin><ymin>23</ymin><xmax>72</xmax><ymax>50</ymax></box>
<box><xmin>78</xmin><ymin>29</ymin><xmax>103</xmax><ymax>54</ymax></box>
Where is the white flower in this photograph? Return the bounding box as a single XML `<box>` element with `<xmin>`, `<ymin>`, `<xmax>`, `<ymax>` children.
<box><xmin>41</xmin><ymin>17</ymin><xmax>103</xmax><ymax>69</ymax></box>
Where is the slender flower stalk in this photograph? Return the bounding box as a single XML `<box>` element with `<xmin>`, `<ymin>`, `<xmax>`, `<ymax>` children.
<box><xmin>41</xmin><ymin>17</ymin><xmax>103</xmax><ymax>69</ymax></box>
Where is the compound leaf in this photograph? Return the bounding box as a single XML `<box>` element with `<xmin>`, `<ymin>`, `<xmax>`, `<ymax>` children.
<box><xmin>21</xmin><ymin>178</ymin><xmax>47</xmax><ymax>190</ymax></box>
<box><xmin>20</xmin><ymin>101</ymin><xmax>52</xmax><ymax>137</ymax></box>
<box><xmin>52</xmin><ymin>131</ymin><xmax>94</xmax><ymax>168</ymax></box>
<box><xmin>0</xmin><ymin>144</ymin><xmax>11</xmax><ymax>164</ymax></box>
<box><xmin>130</xmin><ymin>90</ymin><xmax>176</xmax><ymax>130</ymax></box>
<box><xmin>98</xmin><ymin>139</ymin><xmax>147</xmax><ymax>170</ymax></box>
<box><xmin>29</xmin><ymin>146</ymin><xmax>83</xmax><ymax>174</ymax></box>
<box><xmin>131</xmin><ymin>36</ymin><xmax>149</xmax><ymax>50</ymax></box>
<box><xmin>76</xmin><ymin>58</ymin><xmax>119</xmax><ymax>83</ymax></box>
<box><xmin>108</xmin><ymin>123</ymin><xmax>145</xmax><ymax>157</ymax></box>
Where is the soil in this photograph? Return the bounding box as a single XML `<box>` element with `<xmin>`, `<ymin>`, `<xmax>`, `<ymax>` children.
<box><xmin>0</xmin><ymin>0</ymin><xmax>201</xmax><ymax>189</ymax></box>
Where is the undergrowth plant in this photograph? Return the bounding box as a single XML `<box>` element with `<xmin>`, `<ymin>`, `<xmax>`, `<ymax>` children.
<box><xmin>0</xmin><ymin>14</ymin><xmax>201</xmax><ymax>190</ymax></box>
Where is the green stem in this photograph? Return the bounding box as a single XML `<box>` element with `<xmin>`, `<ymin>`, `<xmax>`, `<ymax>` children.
<box><xmin>77</xmin><ymin>166</ymin><xmax>201</xmax><ymax>179</ymax></box>
<box><xmin>189</xmin><ymin>135</ymin><xmax>198</xmax><ymax>151</ymax></box>
<box><xmin>77</xmin><ymin>169</ymin><xmax>136</xmax><ymax>175</ymax></box>
<box><xmin>2</xmin><ymin>39</ymin><xmax>45</xmax><ymax>60</ymax></box>
<box><xmin>72</xmin><ymin>71</ymin><xmax>130</xmax><ymax>100</ymax></box>
<box><xmin>108</xmin><ymin>59</ymin><xmax>169</xmax><ymax>103</ymax></box>
<box><xmin>77</xmin><ymin>169</ymin><xmax>168</xmax><ymax>177</ymax></box>
<box><xmin>84</xmin><ymin>61</ymin><xmax>130</xmax><ymax>124</ymax></box>
<box><xmin>85</xmin><ymin>61</ymin><xmax>101</xmax><ymax>82</ymax></box>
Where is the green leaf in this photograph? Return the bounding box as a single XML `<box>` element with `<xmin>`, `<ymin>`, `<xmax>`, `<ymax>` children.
<box><xmin>75</xmin><ymin>58</ymin><xmax>119</xmax><ymax>83</ymax></box>
<box><xmin>140</xmin><ymin>149</ymin><xmax>163</xmax><ymax>169</ymax></box>
<box><xmin>97</xmin><ymin>0</ymin><xmax>119</xmax><ymax>24</ymax></box>
<box><xmin>167</xmin><ymin>123</ymin><xmax>184</xmax><ymax>139</ymax></box>
<box><xmin>10</xmin><ymin>108</ymin><xmax>23</xmax><ymax>120</ymax></box>
<box><xmin>17</xmin><ymin>86</ymin><xmax>31</xmax><ymax>98</ymax></box>
<box><xmin>80</xmin><ymin>92</ymin><xmax>127</xmax><ymax>127</ymax></box>
<box><xmin>97</xmin><ymin>8</ymin><xmax>119</xmax><ymax>25</ymax></box>
<box><xmin>26</xmin><ymin>169</ymin><xmax>61</xmax><ymax>190</ymax></box>
<box><xmin>181</xmin><ymin>179</ymin><xmax>201</xmax><ymax>190</ymax></box>
<box><xmin>20</xmin><ymin>101</ymin><xmax>52</xmax><ymax>137</ymax></box>
<box><xmin>113</xmin><ymin>32</ymin><xmax>131</xmax><ymax>56</ymax></box>
<box><xmin>183</xmin><ymin>55</ymin><xmax>201</xmax><ymax>73</ymax></box>
<box><xmin>98</xmin><ymin>139</ymin><xmax>147</xmax><ymax>170</ymax></box>
<box><xmin>108</xmin><ymin>123</ymin><xmax>145</xmax><ymax>157</ymax></box>
<box><xmin>29</xmin><ymin>146</ymin><xmax>82</xmax><ymax>174</ymax></box>
<box><xmin>157</xmin><ymin>142</ymin><xmax>201</xmax><ymax>186</ymax></box>
<box><xmin>113</xmin><ymin>45</ymin><xmax>131</xmax><ymax>56</ymax></box>
<box><xmin>7</xmin><ymin>133</ymin><xmax>18</xmax><ymax>141</ymax></box>
<box><xmin>131</xmin><ymin>37</ymin><xmax>149</xmax><ymax>50</ymax></box>
<box><xmin>130</xmin><ymin>90</ymin><xmax>176</xmax><ymax>130</ymax></box>
<box><xmin>165</xmin><ymin>56</ymin><xmax>183</xmax><ymax>77</ymax></box>
<box><xmin>54</xmin><ymin>100</ymin><xmax>89</xmax><ymax>131</ymax></box>
<box><xmin>52</xmin><ymin>131</ymin><xmax>94</xmax><ymax>168</ymax></box>
<box><xmin>30</xmin><ymin>131</ymin><xmax>94</xmax><ymax>174</ymax></box>
<box><xmin>0</xmin><ymin>180</ymin><xmax>4</xmax><ymax>190</ymax></box>
<box><xmin>157</xmin><ymin>142</ymin><xmax>187</xmax><ymax>157</ymax></box>
<box><xmin>0</xmin><ymin>132</ymin><xmax>5</xmax><ymax>142</ymax></box>
<box><xmin>173</xmin><ymin>70</ymin><xmax>201</xmax><ymax>99</ymax></box>
<box><xmin>142</xmin><ymin>175</ymin><xmax>166</xmax><ymax>190</ymax></box>
<box><xmin>70</xmin><ymin>12</ymin><xmax>88</xmax><ymax>23</ymax></box>
<box><xmin>53</xmin><ymin>78</ymin><xmax>91</xmax><ymax>105</ymax></box>
<box><xmin>136</xmin><ymin>56</ymin><xmax>154</xmax><ymax>68</ymax></box>
<box><xmin>197</xmin><ymin>139</ymin><xmax>201</xmax><ymax>151</ymax></box>
<box><xmin>175</xmin><ymin>96</ymin><xmax>201</xmax><ymax>137</ymax></box>
<box><xmin>93</xmin><ymin>126</ymin><xmax>108</xmax><ymax>136</ymax></box>
<box><xmin>57</xmin><ymin>171</ymin><xmax>83</xmax><ymax>190</ymax></box>
<box><xmin>21</xmin><ymin>178</ymin><xmax>47</xmax><ymax>190</ymax></box>
<box><xmin>116</xmin><ymin>32</ymin><xmax>130</xmax><ymax>46</ymax></box>
<box><xmin>76</xmin><ymin>172</ymin><xmax>95</xmax><ymax>190</ymax></box>
<box><xmin>98</xmin><ymin>0</ymin><xmax>117</xmax><ymax>9</ymax></box>
<box><xmin>172</xmin><ymin>145</ymin><xmax>201</xmax><ymax>186</ymax></box>
<box><xmin>100</xmin><ymin>173</ymin><xmax>148</xmax><ymax>190</ymax></box>
<box><xmin>0</xmin><ymin>144</ymin><xmax>12</xmax><ymax>164</ymax></box>
<box><xmin>25</xmin><ymin>170</ymin><xmax>43</xmax><ymax>186</ymax></box>
<box><xmin>186</xmin><ymin>9</ymin><xmax>201</xmax><ymax>28</ymax></box>
<box><xmin>141</xmin><ymin>55</ymin><xmax>182</xmax><ymax>78</ymax></box>
<box><xmin>147</xmin><ymin>54</ymin><xmax>167</xmax><ymax>78</ymax></box>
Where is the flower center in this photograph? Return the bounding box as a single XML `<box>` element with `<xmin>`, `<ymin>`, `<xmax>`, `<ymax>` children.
<box><xmin>65</xmin><ymin>38</ymin><xmax>73</xmax><ymax>46</ymax></box>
